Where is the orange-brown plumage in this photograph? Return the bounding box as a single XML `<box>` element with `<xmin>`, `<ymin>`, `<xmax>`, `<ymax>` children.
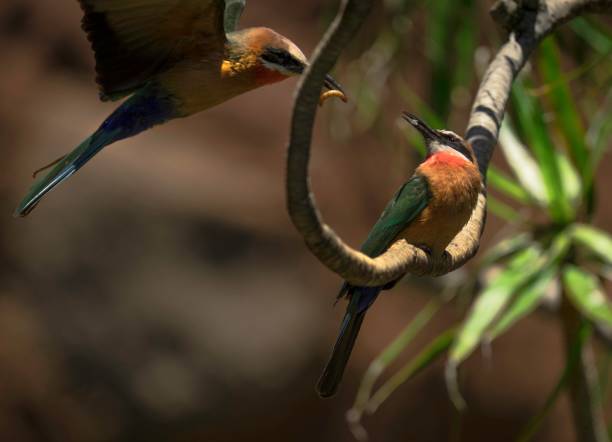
<box><xmin>317</xmin><ymin>114</ymin><xmax>482</xmax><ymax>398</ymax></box>
<box><xmin>17</xmin><ymin>1</ymin><xmax>345</xmax><ymax>216</ymax></box>
<box><xmin>402</xmin><ymin>150</ymin><xmax>481</xmax><ymax>255</ymax></box>
<box><xmin>160</xmin><ymin>26</ymin><xmax>310</xmax><ymax>115</ymax></box>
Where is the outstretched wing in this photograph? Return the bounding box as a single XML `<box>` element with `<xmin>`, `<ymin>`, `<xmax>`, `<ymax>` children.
<box><xmin>360</xmin><ymin>174</ymin><xmax>431</xmax><ymax>257</ymax></box>
<box><xmin>78</xmin><ymin>0</ymin><xmax>228</xmax><ymax>101</ymax></box>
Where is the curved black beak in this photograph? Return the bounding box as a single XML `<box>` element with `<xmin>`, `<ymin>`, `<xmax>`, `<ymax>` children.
<box><xmin>297</xmin><ymin>59</ymin><xmax>345</xmax><ymax>94</ymax></box>
<box><xmin>324</xmin><ymin>74</ymin><xmax>345</xmax><ymax>94</ymax></box>
<box><xmin>296</xmin><ymin>60</ymin><xmax>345</xmax><ymax>94</ymax></box>
<box><xmin>402</xmin><ymin>112</ymin><xmax>440</xmax><ymax>141</ymax></box>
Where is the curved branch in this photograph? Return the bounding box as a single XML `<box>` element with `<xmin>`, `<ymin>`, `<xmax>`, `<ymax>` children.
<box><xmin>287</xmin><ymin>0</ymin><xmax>611</xmax><ymax>287</ymax></box>
<box><xmin>468</xmin><ymin>0</ymin><xmax>612</xmax><ymax>174</ymax></box>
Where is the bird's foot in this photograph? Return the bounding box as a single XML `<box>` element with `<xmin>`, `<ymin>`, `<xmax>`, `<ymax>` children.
<box><xmin>416</xmin><ymin>244</ymin><xmax>433</xmax><ymax>257</ymax></box>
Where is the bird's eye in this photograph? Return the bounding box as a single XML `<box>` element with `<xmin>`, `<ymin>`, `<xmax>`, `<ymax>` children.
<box><xmin>261</xmin><ymin>50</ymin><xmax>280</xmax><ymax>64</ymax></box>
<box><xmin>262</xmin><ymin>48</ymin><xmax>291</xmax><ymax>65</ymax></box>
<box><xmin>444</xmin><ymin>133</ymin><xmax>460</xmax><ymax>143</ymax></box>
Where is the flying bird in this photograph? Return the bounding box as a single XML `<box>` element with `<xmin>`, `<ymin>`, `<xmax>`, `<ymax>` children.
<box><xmin>317</xmin><ymin>112</ymin><xmax>482</xmax><ymax>398</ymax></box>
<box><xmin>15</xmin><ymin>0</ymin><xmax>343</xmax><ymax>216</ymax></box>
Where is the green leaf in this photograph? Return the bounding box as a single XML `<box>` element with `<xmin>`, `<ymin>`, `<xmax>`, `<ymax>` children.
<box><xmin>366</xmin><ymin>328</ymin><xmax>455</xmax><ymax>414</ymax></box>
<box><xmin>426</xmin><ymin>0</ymin><xmax>476</xmax><ymax>118</ymax></box>
<box><xmin>511</xmin><ymin>79</ymin><xmax>573</xmax><ymax>222</ymax></box>
<box><xmin>498</xmin><ymin>122</ymin><xmax>548</xmax><ymax>206</ymax></box>
<box><xmin>572</xmin><ymin>224</ymin><xmax>612</xmax><ymax>266</ymax></box>
<box><xmin>398</xmin><ymin>123</ymin><xmax>427</xmax><ymax>157</ymax></box>
<box><xmin>395</xmin><ymin>82</ymin><xmax>446</xmax><ymax>158</ymax></box>
<box><xmin>563</xmin><ymin>266</ymin><xmax>612</xmax><ymax>331</ymax></box>
<box><xmin>451</xmin><ymin>0</ymin><xmax>476</xmax><ymax>91</ymax></box>
<box><xmin>548</xmin><ymin>231</ymin><xmax>573</xmax><ymax>263</ymax></box>
<box><xmin>396</xmin><ymin>82</ymin><xmax>445</xmax><ymax>127</ymax></box>
<box><xmin>479</xmin><ymin>233</ymin><xmax>533</xmax><ymax>268</ymax></box>
<box><xmin>589</xmin><ymin>91</ymin><xmax>612</xmax><ymax>168</ymax></box>
<box><xmin>555</xmin><ymin>151</ymin><xmax>582</xmax><ymax>208</ymax></box>
<box><xmin>539</xmin><ymin>37</ymin><xmax>591</xmax><ymax>186</ymax></box>
<box><xmin>450</xmin><ymin>248</ymin><xmax>543</xmax><ymax>363</ymax></box>
<box><xmin>487</xmin><ymin>195</ymin><xmax>521</xmax><ymax>222</ymax></box>
<box><xmin>600</xmin><ymin>265</ymin><xmax>612</xmax><ymax>282</ymax></box>
<box><xmin>570</xmin><ymin>17</ymin><xmax>612</xmax><ymax>55</ymax></box>
<box><xmin>447</xmin><ymin>247</ymin><xmax>545</xmax><ymax>408</ymax></box>
<box><xmin>349</xmin><ymin>300</ymin><xmax>440</xmax><ymax>426</ymax></box>
<box><xmin>486</xmin><ymin>232</ymin><xmax>570</xmax><ymax>341</ymax></box>
<box><xmin>446</xmin><ymin>232</ymin><xmax>570</xmax><ymax>409</ymax></box>
<box><xmin>487</xmin><ymin>266</ymin><xmax>557</xmax><ymax>341</ymax></box>
<box><xmin>426</xmin><ymin>0</ymin><xmax>454</xmax><ymax>118</ymax></box>
<box><xmin>488</xmin><ymin>167</ymin><xmax>533</xmax><ymax>205</ymax></box>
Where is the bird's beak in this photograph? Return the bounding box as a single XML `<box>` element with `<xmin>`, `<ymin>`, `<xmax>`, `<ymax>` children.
<box><xmin>294</xmin><ymin>61</ymin><xmax>345</xmax><ymax>95</ymax></box>
<box><xmin>324</xmin><ymin>74</ymin><xmax>345</xmax><ymax>95</ymax></box>
<box><xmin>402</xmin><ymin>112</ymin><xmax>440</xmax><ymax>141</ymax></box>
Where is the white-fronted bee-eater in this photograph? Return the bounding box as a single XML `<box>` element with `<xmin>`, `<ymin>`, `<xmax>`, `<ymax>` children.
<box><xmin>317</xmin><ymin>112</ymin><xmax>482</xmax><ymax>398</ymax></box>
<box><xmin>16</xmin><ymin>0</ymin><xmax>343</xmax><ymax>216</ymax></box>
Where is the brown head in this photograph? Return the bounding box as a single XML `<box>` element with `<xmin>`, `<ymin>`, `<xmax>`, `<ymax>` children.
<box><xmin>226</xmin><ymin>27</ymin><xmax>343</xmax><ymax>90</ymax></box>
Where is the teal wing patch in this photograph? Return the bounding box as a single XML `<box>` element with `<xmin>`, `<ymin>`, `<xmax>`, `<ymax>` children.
<box><xmin>224</xmin><ymin>0</ymin><xmax>246</xmax><ymax>33</ymax></box>
<box><xmin>360</xmin><ymin>175</ymin><xmax>431</xmax><ymax>257</ymax></box>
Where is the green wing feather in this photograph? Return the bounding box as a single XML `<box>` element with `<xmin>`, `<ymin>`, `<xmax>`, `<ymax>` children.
<box><xmin>224</xmin><ymin>0</ymin><xmax>246</xmax><ymax>33</ymax></box>
<box><xmin>360</xmin><ymin>174</ymin><xmax>431</xmax><ymax>257</ymax></box>
<box><xmin>318</xmin><ymin>176</ymin><xmax>430</xmax><ymax>397</ymax></box>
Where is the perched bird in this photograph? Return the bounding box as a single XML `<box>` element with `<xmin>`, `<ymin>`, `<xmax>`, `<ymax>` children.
<box><xmin>317</xmin><ymin>112</ymin><xmax>482</xmax><ymax>398</ymax></box>
<box><xmin>15</xmin><ymin>0</ymin><xmax>343</xmax><ymax>217</ymax></box>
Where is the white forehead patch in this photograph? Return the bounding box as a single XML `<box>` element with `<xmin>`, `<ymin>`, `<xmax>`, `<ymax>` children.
<box><xmin>287</xmin><ymin>43</ymin><xmax>307</xmax><ymax>64</ymax></box>
<box><xmin>438</xmin><ymin>129</ymin><xmax>460</xmax><ymax>139</ymax></box>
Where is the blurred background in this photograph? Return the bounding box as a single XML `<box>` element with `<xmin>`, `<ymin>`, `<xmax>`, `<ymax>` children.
<box><xmin>0</xmin><ymin>0</ymin><xmax>610</xmax><ymax>441</ymax></box>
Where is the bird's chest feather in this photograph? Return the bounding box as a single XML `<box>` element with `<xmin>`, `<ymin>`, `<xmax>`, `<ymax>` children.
<box><xmin>400</xmin><ymin>153</ymin><xmax>481</xmax><ymax>255</ymax></box>
<box><xmin>161</xmin><ymin>55</ymin><xmax>264</xmax><ymax>115</ymax></box>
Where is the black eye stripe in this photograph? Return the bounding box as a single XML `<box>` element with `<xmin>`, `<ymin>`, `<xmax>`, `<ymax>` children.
<box><xmin>437</xmin><ymin>131</ymin><xmax>473</xmax><ymax>161</ymax></box>
<box><xmin>262</xmin><ymin>48</ymin><xmax>301</xmax><ymax>67</ymax></box>
<box><xmin>452</xmin><ymin>141</ymin><xmax>473</xmax><ymax>161</ymax></box>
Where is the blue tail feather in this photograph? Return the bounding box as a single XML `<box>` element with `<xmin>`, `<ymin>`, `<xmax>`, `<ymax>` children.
<box><xmin>15</xmin><ymin>87</ymin><xmax>177</xmax><ymax>217</ymax></box>
<box><xmin>317</xmin><ymin>285</ymin><xmax>383</xmax><ymax>398</ymax></box>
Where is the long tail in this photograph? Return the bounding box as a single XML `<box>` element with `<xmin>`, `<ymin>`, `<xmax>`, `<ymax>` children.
<box><xmin>317</xmin><ymin>286</ymin><xmax>381</xmax><ymax>398</ymax></box>
<box><xmin>15</xmin><ymin>133</ymin><xmax>108</xmax><ymax>216</ymax></box>
<box><xmin>317</xmin><ymin>308</ymin><xmax>367</xmax><ymax>398</ymax></box>
<box><xmin>14</xmin><ymin>88</ymin><xmax>176</xmax><ymax>217</ymax></box>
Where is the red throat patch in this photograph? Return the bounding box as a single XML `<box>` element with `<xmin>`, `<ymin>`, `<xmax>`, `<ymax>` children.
<box><xmin>423</xmin><ymin>152</ymin><xmax>470</xmax><ymax>168</ymax></box>
<box><xmin>254</xmin><ymin>65</ymin><xmax>288</xmax><ymax>86</ymax></box>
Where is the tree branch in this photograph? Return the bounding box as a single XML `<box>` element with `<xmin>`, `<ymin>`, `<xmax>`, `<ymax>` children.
<box><xmin>286</xmin><ymin>0</ymin><xmax>612</xmax><ymax>287</ymax></box>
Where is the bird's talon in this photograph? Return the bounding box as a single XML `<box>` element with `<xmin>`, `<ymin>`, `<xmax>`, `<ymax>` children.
<box><xmin>419</xmin><ymin>245</ymin><xmax>433</xmax><ymax>256</ymax></box>
<box><xmin>319</xmin><ymin>90</ymin><xmax>347</xmax><ymax>107</ymax></box>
